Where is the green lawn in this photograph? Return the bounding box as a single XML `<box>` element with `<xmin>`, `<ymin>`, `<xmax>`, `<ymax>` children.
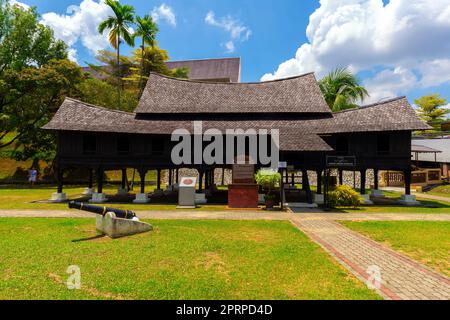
<box><xmin>0</xmin><ymin>186</ymin><xmax>227</xmax><ymax>211</ymax></box>
<box><xmin>341</xmin><ymin>221</ymin><xmax>450</xmax><ymax>277</ymax></box>
<box><xmin>420</xmin><ymin>185</ymin><xmax>450</xmax><ymax>199</ymax></box>
<box><xmin>334</xmin><ymin>198</ymin><xmax>450</xmax><ymax>214</ymax></box>
<box><xmin>0</xmin><ymin>218</ymin><xmax>380</xmax><ymax>300</ymax></box>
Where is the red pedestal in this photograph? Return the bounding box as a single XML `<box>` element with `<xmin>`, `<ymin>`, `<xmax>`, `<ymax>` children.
<box><xmin>228</xmin><ymin>184</ymin><xmax>259</xmax><ymax>208</ymax></box>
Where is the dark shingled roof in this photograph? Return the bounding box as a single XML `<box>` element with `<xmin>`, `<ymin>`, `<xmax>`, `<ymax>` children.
<box><xmin>313</xmin><ymin>97</ymin><xmax>431</xmax><ymax>133</ymax></box>
<box><xmin>42</xmin><ymin>98</ymin><xmax>332</xmax><ymax>151</ymax></box>
<box><xmin>165</xmin><ymin>57</ymin><xmax>241</xmax><ymax>83</ymax></box>
<box><xmin>135</xmin><ymin>72</ymin><xmax>332</xmax><ymax>114</ymax></box>
<box><xmin>43</xmin><ymin>87</ymin><xmax>430</xmax><ymax>152</ymax></box>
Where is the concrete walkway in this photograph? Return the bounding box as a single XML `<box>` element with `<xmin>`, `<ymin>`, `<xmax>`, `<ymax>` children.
<box><xmin>381</xmin><ymin>186</ymin><xmax>450</xmax><ymax>203</ymax></box>
<box><xmin>1</xmin><ymin>208</ymin><xmax>449</xmax><ymax>300</ymax></box>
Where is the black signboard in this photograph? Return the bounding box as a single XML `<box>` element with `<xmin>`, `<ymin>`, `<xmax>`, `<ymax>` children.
<box><xmin>326</xmin><ymin>156</ymin><xmax>356</xmax><ymax>168</ymax></box>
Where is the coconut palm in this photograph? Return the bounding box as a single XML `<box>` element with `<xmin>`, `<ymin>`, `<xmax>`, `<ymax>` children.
<box><xmin>133</xmin><ymin>14</ymin><xmax>159</xmax><ymax>96</ymax></box>
<box><xmin>98</xmin><ymin>0</ymin><xmax>135</xmax><ymax>108</ymax></box>
<box><xmin>319</xmin><ymin>67</ymin><xmax>369</xmax><ymax>112</ymax></box>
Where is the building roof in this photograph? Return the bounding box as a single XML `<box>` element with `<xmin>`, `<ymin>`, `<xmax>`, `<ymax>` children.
<box><xmin>412</xmin><ymin>139</ymin><xmax>450</xmax><ymax>163</ymax></box>
<box><xmin>411</xmin><ymin>145</ymin><xmax>442</xmax><ymax>153</ymax></box>
<box><xmin>165</xmin><ymin>57</ymin><xmax>241</xmax><ymax>83</ymax></box>
<box><xmin>43</xmin><ymin>94</ymin><xmax>429</xmax><ymax>152</ymax></box>
<box><xmin>135</xmin><ymin>72</ymin><xmax>332</xmax><ymax>114</ymax></box>
<box><xmin>42</xmin><ymin>98</ymin><xmax>332</xmax><ymax>151</ymax></box>
<box><xmin>316</xmin><ymin>97</ymin><xmax>431</xmax><ymax>133</ymax></box>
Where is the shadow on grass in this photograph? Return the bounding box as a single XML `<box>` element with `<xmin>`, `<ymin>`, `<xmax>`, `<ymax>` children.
<box><xmin>72</xmin><ymin>234</ymin><xmax>106</xmax><ymax>243</ymax></box>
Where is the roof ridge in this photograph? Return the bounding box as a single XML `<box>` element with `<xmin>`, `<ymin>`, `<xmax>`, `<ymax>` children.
<box><xmin>167</xmin><ymin>57</ymin><xmax>240</xmax><ymax>63</ymax></box>
<box><xmin>148</xmin><ymin>71</ymin><xmax>316</xmax><ymax>85</ymax></box>
<box><xmin>333</xmin><ymin>96</ymin><xmax>407</xmax><ymax>114</ymax></box>
<box><xmin>64</xmin><ymin>97</ymin><xmax>135</xmax><ymax>116</ymax></box>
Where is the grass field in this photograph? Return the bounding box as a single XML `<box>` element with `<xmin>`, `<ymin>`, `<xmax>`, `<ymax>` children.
<box><xmin>341</xmin><ymin>221</ymin><xmax>450</xmax><ymax>277</ymax></box>
<box><xmin>0</xmin><ymin>186</ymin><xmax>228</xmax><ymax>211</ymax></box>
<box><xmin>0</xmin><ymin>186</ymin><xmax>450</xmax><ymax>213</ymax></box>
<box><xmin>0</xmin><ymin>218</ymin><xmax>380</xmax><ymax>300</ymax></box>
<box><xmin>334</xmin><ymin>198</ymin><xmax>450</xmax><ymax>214</ymax></box>
<box><xmin>421</xmin><ymin>185</ymin><xmax>450</xmax><ymax>199</ymax></box>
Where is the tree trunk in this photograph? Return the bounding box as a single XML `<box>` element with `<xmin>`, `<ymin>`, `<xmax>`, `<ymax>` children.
<box><xmin>139</xmin><ymin>40</ymin><xmax>145</xmax><ymax>98</ymax></box>
<box><xmin>117</xmin><ymin>32</ymin><xmax>121</xmax><ymax>109</ymax></box>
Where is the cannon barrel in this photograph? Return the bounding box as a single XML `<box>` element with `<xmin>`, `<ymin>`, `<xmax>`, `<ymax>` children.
<box><xmin>68</xmin><ymin>201</ymin><xmax>136</xmax><ymax>219</ymax></box>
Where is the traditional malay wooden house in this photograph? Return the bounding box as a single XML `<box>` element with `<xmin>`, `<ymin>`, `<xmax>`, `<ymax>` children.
<box><xmin>43</xmin><ymin>69</ymin><xmax>430</xmax><ymax>206</ymax></box>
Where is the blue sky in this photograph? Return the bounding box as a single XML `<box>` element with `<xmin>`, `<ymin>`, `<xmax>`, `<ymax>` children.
<box><xmin>14</xmin><ymin>0</ymin><xmax>450</xmax><ymax>111</ymax></box>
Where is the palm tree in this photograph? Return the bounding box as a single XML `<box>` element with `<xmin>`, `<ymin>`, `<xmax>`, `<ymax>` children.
<box><xmin>319</xmin><ymin>67</ymin><xmax>369</xmax><ymax>112</ymax></box>
<box><xmin>98</xmin><ymin>0</ymin><xmax>135</xmax><ymax>108</ymax></box>
<box><xmin>134</xmin><ymin>14</ymin><xmax>158</xmax><ymax>97</ymax></box>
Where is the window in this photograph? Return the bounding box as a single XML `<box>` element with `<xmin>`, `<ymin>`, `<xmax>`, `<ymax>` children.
<box><xmin>377</xmin><ymin>134</ymin><xmax>390</xmax><ymax>155</ymax></box>
<box><xmin>151</xmin><ymin>138</ymin><xmax>165</xmax><ymax>155</ymax></box>
<box><xmin>117</xmin><ymin>136</ymin><xmax>130</xmax><ymax>155</ymax></box>
<box><xmin>335</xmin><ymin>136</ymin><xmax>349</xmax><ymax>155</ymax></box>
<box><xmin>82</xmin><ymin>134</ymin><xmax>96</xmax><ymax>155</ymax></box>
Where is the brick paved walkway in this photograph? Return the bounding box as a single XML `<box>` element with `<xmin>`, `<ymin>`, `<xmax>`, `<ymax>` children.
<box><xmin>1</xmin><ymin>208</ymin><xmax>449</xmax><ymax>299</ymax></box>
<box><xmin>290</xmin><ymin>214</ymin><xmax>450</xmax><ymax>300</ymax></box>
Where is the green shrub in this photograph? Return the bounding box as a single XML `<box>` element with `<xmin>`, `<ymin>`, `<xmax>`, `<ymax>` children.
<box><xmin>255</xmin><ymin>169</ymin><xmax>281</xmax><ymax>197</ymax></box>
<box><xmin>328</xmin><ymin>185</ymin><xmax>361</xmax><ymax>208</ymax></box>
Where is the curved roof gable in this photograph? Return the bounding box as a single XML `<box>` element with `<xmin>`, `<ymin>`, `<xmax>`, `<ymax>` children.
<box><xmin>134</xmin><ymin>72</ymin><xmax>332</xmax><ymax>114</ymax></box>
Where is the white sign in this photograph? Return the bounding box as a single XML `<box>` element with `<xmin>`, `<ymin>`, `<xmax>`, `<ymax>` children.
<box><xmin>278</xmin><ymin>161</ymin><xmax>287</xmax><ymax>169</ymax></box>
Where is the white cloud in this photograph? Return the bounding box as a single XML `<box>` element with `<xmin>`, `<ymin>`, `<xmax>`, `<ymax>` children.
<box><xmin>224</xmin><ymin>41</ymin><xmax>235</xmax><ymax>54</ymax></box>
<box><xmin>205</xmin><ymin>10</ymin><xmax>251</xmax><ymax>53</ymax></box>
<box><xmin>261</xmin><ymin>0</ymin><xmax>450</xmax><ymax>101</ymax></box>
<box><xmin>9</xmin><ymin>0</ymin><xmax>29</xmax><ymax>9</ymax></box>
<box><xmin>363</xmin><ymin>67</ymin><xmax>418</xmax><ymax>103</ymax></box>
<box><xmin>151</xmin><ymin>4</ymin><xmax>176</xmax><ymax>27</ymax></box>
<box><xmin>40</xmin><ymin>0</ymin><xmax>114</xmax><ymax>63</ymax></box>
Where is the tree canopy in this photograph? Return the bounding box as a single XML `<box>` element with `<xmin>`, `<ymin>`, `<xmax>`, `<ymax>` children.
<box><xmin>0</xmin><ymin>1</ymin><xmax>78</xmax><ymax>161</ymax></box>
<box><xmin>319</xmin><ymin>67</ymin><xmax>369</xmax><ymax>112</ymax></box>
<box><xmin>415</xmin><ymin>94</ymin><xmax>449</xmax><ymax>131</ymax></box>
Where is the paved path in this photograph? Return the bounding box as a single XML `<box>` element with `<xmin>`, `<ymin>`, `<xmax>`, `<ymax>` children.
<box><xmin>289</xmin><ymin>210</ymin><xmax>450</xmax><ymax>300</ymax></box>
<box><xmin>414</xmin><ymin>193</ymin><xmax>450</xmax><ymax>203</ymax></box>
<box><xmin>1</xmin><ymin>209</ymin><xmax>449</xmax><ymax>300</ymax></box>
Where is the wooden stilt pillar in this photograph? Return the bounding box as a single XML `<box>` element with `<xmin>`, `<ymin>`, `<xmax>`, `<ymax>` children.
<box><xmin>205</xmin><ymin>170</ymin><xmax>210</xmax><ymax>190</ymax></box>
<box><xmin>221</xmin><ymin>168</ymin><xmax>225</xmax><ymax>186</ymax></box>
<box><xmin>121</xmin><ymin>168</ymin><xmax>126</xmax><ymax>190</ymax></box>
<box><xmin>374</xmin><ymin>169</ymin><xmax>379</xmax><ymax>190</ymax></box>
<box><xmin>404</xmin><ymin>169</ymin><xmax>411</xmax><ymax>195</ymax></box>
<box><xmin>57</xmin><ymin>167</ymin><xmax>64</xmax><ymax>193</ymax></box>
<box><xmin>316</xmin><ymin>170</ymin><xmax>323</xmax><ymax>194</ymax></box>
<box><xmin>88</xmin><ymin>169</ymin><xmax>93</xmax><ymax>189</ymax></box>
<box><xmin>176</xmin><ymin>168</ymin><xmax>179</xmax><ymax>184</ymax></box>
<box><xmin>156</xmin><ymin>169</ymin><xmax>161</xmax><ymax>190</ymax></box>
<box><xmin>140</xmin><ymin>169</ymin><xmax>146</xmax><ymax>194</ymax></box>
<box><xmin>97</xmin><ymin>167</ymin><xmax>104</xmax><ymax>194</ymax></box>
<box><xmin>302</xmin><ymin>170</ymin><xmax>313</xmax><ymax>204</ymax></box>
<box><xmin>199</xmin><ymin>170</ymin><xmax>204</xmax><ymax>192</ymax></box>
<box><xmin>338</xmin><ymin>169</ymin><xmax>343</xmax><ymax>185</ymax></box>
<box><xmin>168</xmin><ymin>169</ymin><xmax>173</xmax><ymax>186</ymax></box>
<box><xmin>360</xmin><ymin>169</ymin><xmax>366</xmax><ymax>195</ymax></box>
<box><xmin>291</xmin><ymin>173</ymin><xmax>295</xmax><ymax>187</ymax></box>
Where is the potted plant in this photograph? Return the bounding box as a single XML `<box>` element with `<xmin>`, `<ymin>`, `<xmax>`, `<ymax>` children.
<box><xmin>255</xmin><ymin>169</ymin><xmax>281</xmax><ymax>209</ymax></box>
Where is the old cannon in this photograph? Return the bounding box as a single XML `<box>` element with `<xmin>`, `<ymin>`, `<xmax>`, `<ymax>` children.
<box><xmin>68</xmin><ymin>201</ymin><xmax>152</xmax><ymax>238</ymax></box>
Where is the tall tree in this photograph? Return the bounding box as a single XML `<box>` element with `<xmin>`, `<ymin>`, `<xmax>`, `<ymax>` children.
<box><xmin>98</xmin><ymin>0</ymin><xmax>135</xmax><ymax>109</ymax></box>
<box><xmin>0</xmin><ymin>1</ymin><xmax>74</xmax><ymax>161</ymax></box>
<box><xmin>1</xmin><ymin>59</ymin><xmax>83</xmax><ymax>157</ymax></box>
<box><xmin>415</xmin><ymin>94</ymin><xmax>449</xmax><ymax>131</ymax></box>
<box><xmin>133</xmin><ymin>14</ymin><xmax>158</xmax><ymax>97</ymax></box>
<box><xmin>319</xmin><ymin>67</ymin><xmax>369</xmax><ymax>112</ymax></box>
